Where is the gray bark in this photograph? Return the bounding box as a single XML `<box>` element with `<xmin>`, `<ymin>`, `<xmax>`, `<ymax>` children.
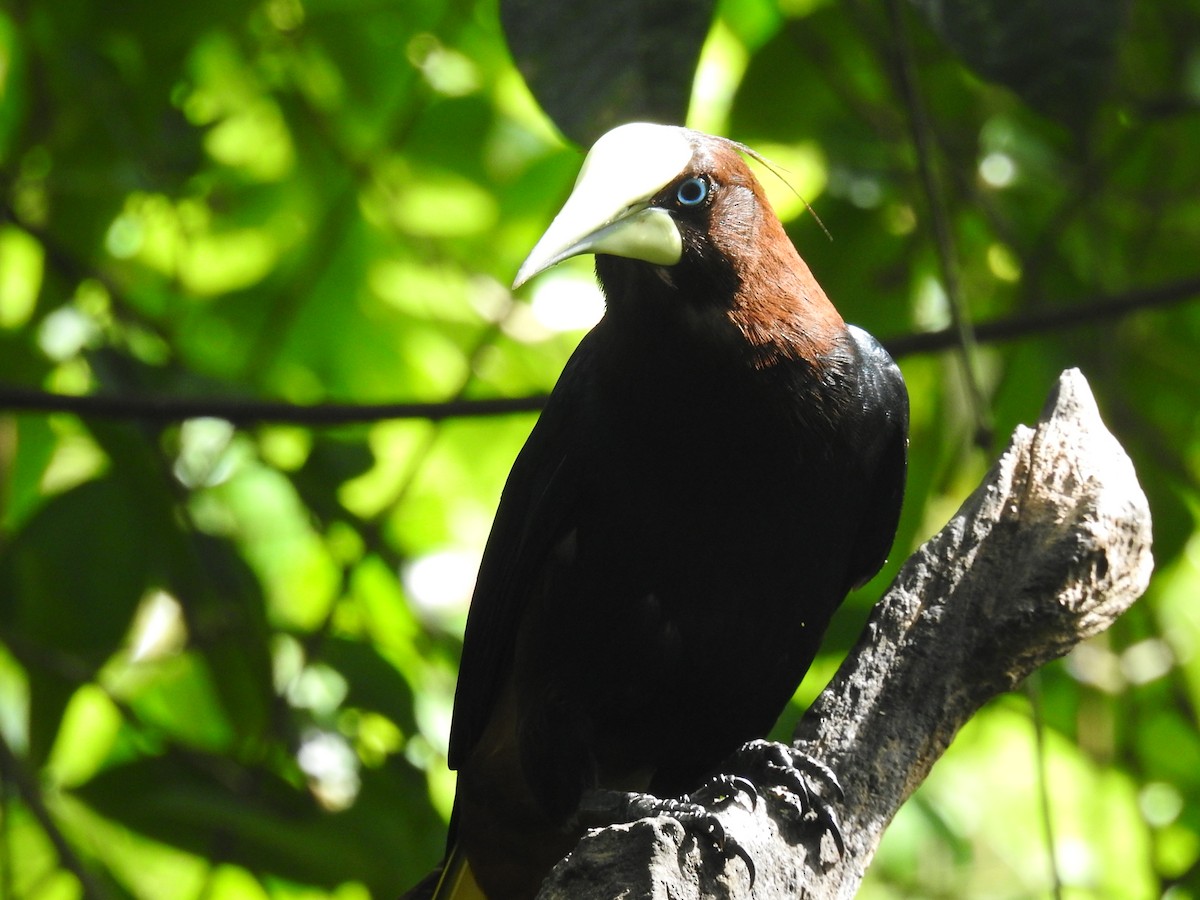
<box><xmin>537</xmin><ymin>368</ymin><xmax>1155</xmax><ymax>899</ymax></box>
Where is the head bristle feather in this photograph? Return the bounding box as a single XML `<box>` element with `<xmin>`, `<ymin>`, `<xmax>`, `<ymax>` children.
<box><xmin>729</xmin><ymin>139</ymin><xmax>833</xmax><ymax>243</ymax></box>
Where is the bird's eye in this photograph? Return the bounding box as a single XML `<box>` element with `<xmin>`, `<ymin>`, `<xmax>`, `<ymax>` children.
<box><xmin>675</xmin><ymin>176</ymin><xmax>709</xmax><ymax>207</ymax></box>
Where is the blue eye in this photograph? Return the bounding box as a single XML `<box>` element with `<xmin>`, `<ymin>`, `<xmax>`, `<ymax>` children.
<box><xmin>676</xmin><ymin>176</ymin><xmax>709</xmax><ymax>207</ymax></box>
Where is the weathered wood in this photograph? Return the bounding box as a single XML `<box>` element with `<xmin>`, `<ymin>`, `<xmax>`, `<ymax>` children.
<box><xmin>537</xmin><ymin>368</ymin><xmax>1154</xmax><ymax>899</ymax></box>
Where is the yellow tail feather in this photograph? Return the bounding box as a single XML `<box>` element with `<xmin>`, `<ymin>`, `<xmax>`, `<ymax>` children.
<box><xmin>432</xmin><ymin>845</ymin><xmax>487</xmax><ymax>900</ymax></box>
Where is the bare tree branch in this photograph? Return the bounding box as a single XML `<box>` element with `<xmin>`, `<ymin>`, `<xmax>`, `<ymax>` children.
<box><xmin>536</xmin><ymin>368</ymin><xmax>1154</xmax><ymax>899</ymax></box>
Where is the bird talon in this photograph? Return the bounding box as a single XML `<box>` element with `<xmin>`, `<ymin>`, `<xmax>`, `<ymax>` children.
<box><xmin>821</xmin><ymin>805</ymin><xmax>847</xmax><ymax>859</ymax></box>
<box><xmin>692</xmin><ymin>773</ymin><xmax>759</xmax><ymax>811</ymax></box>
<box><xmin>688</xmin><ymin>811</ymin><xmax>756</xmax><ymax>889</ymax></box>
<box><xmin>724</xmin><ymin>835</ymin><xmax>757</xmax><ymax>887</ymax></box>
<box><xmin>581</xmin><ymin>788</ymin><xmax>759</xmax><ymax>886</ymax></box>
<box><xmin>722</xmin><ymin>739</ymin><xmax>847</xmax><ymax>865</ymax></box>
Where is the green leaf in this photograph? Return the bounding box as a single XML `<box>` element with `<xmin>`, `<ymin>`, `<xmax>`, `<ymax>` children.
<box><xmin>0</xmin><ymin>476</ymin><xmax>155</xmax><ymax>664</ymax></box>
<box><xmin>318</xmin><ymin>637</ymin><xmax>418</xmax><ymax>734</ymax></box>
<box><xmin>291</xmin><ymin>436</ymin><xmax>375</xmax><ymax>524</ymax></box>
<box><xmin>500</xmin><ymin>0</ymin><xmax>717</xmax><ymax>144</ymax></box>
<box><xmin>1</xmin><ymin>415</ymin><xmax>58</xmax><ymax>532</ymax></box>
<box><xmin>907</xmin><ymin>0</ymin><xmax>1125</xmax><ymax>132</ymax></box>
<box><xmin>73</xmin><ymin>752</ymin><xmax>442</xmax><ymax>895</ymax></box>
<box><xmin>0</xmin><ymin>474</ymin><xmax>172</xmax><ymax>761</ymax></box>
<box><xmin>175</xmin><ymin>533</ymin><xmax>276</xmax><ymax>746</ymax></box>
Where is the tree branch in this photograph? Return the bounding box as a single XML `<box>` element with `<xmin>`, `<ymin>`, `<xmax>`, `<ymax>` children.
<box><xmin>885</xmin><ymin>274</ymin><xmax>1200</xmax><ymax>357</ymax></box>
<box><xmin>536</xmin><ymin>368</ymin><xmax>1154</xmax><ymax>899</ymax></box>
<box><xmin>0</xmin><ymin>385</ymin><xmax>550</xmax><ymax>426</ymax></box>
<box><xmin>0</xmin><ymin>732</ymin><xmax>111</xmax><ymax>899</ymax></box>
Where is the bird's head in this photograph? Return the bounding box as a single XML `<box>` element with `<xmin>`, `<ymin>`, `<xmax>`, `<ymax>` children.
<box><xmin>513</xmin><ymin>123</ymin><xmax>841</xmax><ymax>351</ymax></box>
<box><xmin>513</xmin><ymin>123</ymin><xmax>773</xmax><ymax>292</ymax></box>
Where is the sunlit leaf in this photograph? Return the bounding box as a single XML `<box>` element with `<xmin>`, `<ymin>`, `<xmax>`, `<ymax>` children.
<box><xmin>0</xmin><ymin>226</ymin><xmax>44</xmax><ymax>328</ymax></box>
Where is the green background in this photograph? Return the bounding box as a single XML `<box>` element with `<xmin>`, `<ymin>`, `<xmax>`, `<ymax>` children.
<box><xmin>0</xmin><ymin>0</ymin><xmax>1197</xmax><ymax>897</ymax></box>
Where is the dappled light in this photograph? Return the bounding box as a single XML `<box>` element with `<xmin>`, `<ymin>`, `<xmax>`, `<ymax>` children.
<box><xmin>0</xmin><ymin>0</ymin><xmax>1197</xmax><ymax>897</ymax></box>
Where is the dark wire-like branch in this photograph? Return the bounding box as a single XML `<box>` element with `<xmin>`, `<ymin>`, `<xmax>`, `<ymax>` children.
<box><xmin>1025</xmin><ymin>675</ymin><xmax>1066</xmax><ymax>900</ymax></box>
<box><xmin>883</xmin><ymin>0</ymin><xmax>993</xmax><ymax>446</ymax></box>
<box><xmin>884</xmin><ymin>273</ymin><xmax>1200</xmax><ymax>356</ymax></box>
<box><xmin>0</xmin><ymin>386</ymin><xmax>551</xmax><ymax>426</ymax></box>
<box><xmin>0</xmin><ymin>733</ymin><xmax>110</xmax><ymax>899</ymax></box>
<box><xmin>0</xmin><ymin>274</ymin><xmax>1197</xmax><ymax>426</ymax></box>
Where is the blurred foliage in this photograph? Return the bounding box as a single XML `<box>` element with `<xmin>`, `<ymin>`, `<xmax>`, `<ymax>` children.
<box><xmin>0</xmin><ymin>0</ymin><xmax>1198</xmax><ymax>897</ymax></box>
<box><xmin>501</xmin><ymin>0</ymin><xmax>716</xmax><ymax>145</ymax></box>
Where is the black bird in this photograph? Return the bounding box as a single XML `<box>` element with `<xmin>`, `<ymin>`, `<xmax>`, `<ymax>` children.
<box><xmin>420</xmin><ymin>123</ymin><xmax>908</xmax><ymax>900</ymax></box>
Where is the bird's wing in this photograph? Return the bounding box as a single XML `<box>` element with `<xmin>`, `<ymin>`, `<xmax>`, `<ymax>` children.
<box><xmin>844</xmin><ymin>325</ymin><xmax>910</xmax><ymax>590</ymax></box>
<box><xmin>446</xmin><ymin>332</ymin><xmax>598</xmax><ymax>770</ymax></box>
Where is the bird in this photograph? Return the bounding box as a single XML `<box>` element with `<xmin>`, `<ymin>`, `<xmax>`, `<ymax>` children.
<box><xmin>412</xmin><ymin>122</ymin><xmax>909</xmax><ymax>900</ymax></box>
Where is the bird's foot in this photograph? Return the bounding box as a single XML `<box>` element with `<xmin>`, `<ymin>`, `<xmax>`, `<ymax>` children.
<box><xmin>575</xmin><ymin>786</ymin><xmax>757</xmax><ymax>885</ymax></box>
<box><xmin>710</xmin><ymin>738</ymin><xmax>846</xmax><ymax>865</ymax></box>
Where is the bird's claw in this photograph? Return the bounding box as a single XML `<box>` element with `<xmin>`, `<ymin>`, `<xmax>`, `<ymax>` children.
<box><xmin>577</xmin><ymin>789</ymin><xmax>757</xmax><ymax>886</ymax></box>
<box><xmin>721</xmin><ymin>739</ymin><xmax>846</xmax><ymax>864</ymax></box>
<box><xmin>704</xmin><ymin>816</ymin><xmax>756</xmax><ymax>886</ymax></box>
<box><xmin>574</xmin><ymin>741</ymin><xmax>842</xmax><ymax>884</ymax></box>
<box><xmin>689</xmin><ymin>773</ymin><xmax>759</xmax><ymax>811</ymax></box>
